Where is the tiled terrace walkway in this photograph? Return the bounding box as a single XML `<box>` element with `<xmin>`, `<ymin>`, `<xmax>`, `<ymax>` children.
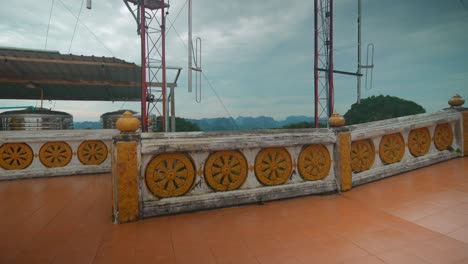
<box><xmin>1</xmin><ymin>158</ymin><xmax>467</xmax><ymax>264</ymax></box>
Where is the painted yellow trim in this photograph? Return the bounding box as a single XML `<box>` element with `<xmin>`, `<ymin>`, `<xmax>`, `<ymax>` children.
<box><xmin>116</xmin><ymin>142</ymin><xmax>139</xmax><ymax>223</ymax></box>
<box><xmin>338</xmin><ymin>133</ymin><xmax>352</xmax><ymax>191</ymax></box>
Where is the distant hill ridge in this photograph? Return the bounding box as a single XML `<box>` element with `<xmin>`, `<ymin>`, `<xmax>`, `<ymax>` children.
<box><xmin>73</xmin><ymin>115</ymin><xmax>326</xmax><ymax>131</ymax></box>
<box><xmin>188</xmin><ymin>115</ymin><xmax>328</xmax><ymax>131</ymax></box>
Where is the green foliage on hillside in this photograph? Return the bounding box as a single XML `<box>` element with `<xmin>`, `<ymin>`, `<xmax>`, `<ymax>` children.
<box><xmin>344</xmin><ymin>95</ymin><xmax>426</xmax><ymax>125</ymax></box>
<box><xmin>282</xmin><ymin>122</ymin><xmax>327</xmax><ymax>129</ymax></box>
<box><xmin>155</xmin><ymin>117</ymin><xmax>201</xmax><ymax>132</ymax></box>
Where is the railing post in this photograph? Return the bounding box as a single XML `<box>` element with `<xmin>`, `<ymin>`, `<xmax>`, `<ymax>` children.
<box><xmin>112</xmin><ymin>111</ymin><xmax>141</xmax><ymax>223</ymax></box>
<box><xmin>329</xmin><ymin>112</ymin><xmax>352</xmax><ymax>191</ymax></box>
<box><xmin>448</xmin><ymin>94</ymin><xmax>467</xmax><ymax>156</ymax></box>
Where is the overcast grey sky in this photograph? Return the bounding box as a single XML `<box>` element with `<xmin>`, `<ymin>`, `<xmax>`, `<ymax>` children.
<box><xmin>1</xmin><ymin>0</ymin><xmax>467</xmax><ymax>121</ymax></box>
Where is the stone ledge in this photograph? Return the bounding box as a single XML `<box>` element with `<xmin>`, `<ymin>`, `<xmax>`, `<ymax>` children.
<box><xmin>0</xmin><ymin>166</ymin><xmax>110</xmax><ymax>181</ymax></box>
<box><xmin>142</xmin><ymin>131</ymin><xmax>336</xmax><ymax>154</ymax></box>
<box><xmin>0</xmin><ymin>129</ymin><xmax>119</xmax><ymax>142</ymax></box>
<box><xmin>142</xmin><ymin>180</ymin><xmax>337</xmax><ymax>218</ymax></box>
<box><xmin>349</xmin><ymin>110</ymin><xmax>461</xmax><ymax>141</ymax></box>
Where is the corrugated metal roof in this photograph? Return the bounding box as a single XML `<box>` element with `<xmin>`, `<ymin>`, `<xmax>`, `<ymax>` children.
<box><xmin>0</xmin><ymin>47</ymin><xmax>142</xmax><ymax>101</ymax></box>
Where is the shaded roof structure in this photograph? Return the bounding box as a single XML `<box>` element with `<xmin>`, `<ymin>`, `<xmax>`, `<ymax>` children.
<box><xmin>0</xmin><ymin>47</ymin><xmax>142</xmax><ymax>101</ymax></box>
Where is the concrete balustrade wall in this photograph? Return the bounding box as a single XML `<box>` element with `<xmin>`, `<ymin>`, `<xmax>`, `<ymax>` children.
<box><xmin>1</xmin><ymin>109</ymin><xmax>464</xmax><ymax>223</ymax></box>
<box><xmin>0</xmin><ymin>129</ymin><xmax>119</xmax><ymax>180</ymax></box>
<box><xmin>137</xmin><ymin>129</ymin><xmax>339</xmax><ymax>219</ymax></box>
<box><xmin>348</xmin><ymin>110</ymin><xmax>464</xmax><ymax>186</ymax></box>
<box><xmin>111</xmin><ymin>109</ymin><xmax>466</xmax><ymax>223</ymax></box>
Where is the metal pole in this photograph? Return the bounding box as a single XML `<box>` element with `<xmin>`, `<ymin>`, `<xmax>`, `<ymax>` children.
<box><xmin>140</xmin><ymin>1</ymin><xmax>147</xmax><ymax>132</ymax></box>
<box><xmin>357</xmin><ymin>0</ymin><xmax>362</xmax><ymax>104</ymax></box>
<box><xmin>329</xmin><ymin>0</ymin><xmax>334</xmax><ymax>116</ymax></box>
<box><xmin>314</xmin><ymin>0</ymin><xmax>319</xmax><ymax>128</ymax></box>
<box><xmin>188</xmin><ymin>0</ymin><xmax>192</xmax><ymax>93</ymax></box>
<box><xmin>161</xmin><ymin>0</ymin><xmax>167</xmax><ymax>132</ymax></box>
<box><xmin>171</xmin><ymin>87</ymin><xmax>176</xmax><ymax>132</ymax></box>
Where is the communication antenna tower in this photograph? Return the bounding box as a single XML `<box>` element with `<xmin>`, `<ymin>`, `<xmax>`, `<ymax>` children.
<box><xmin>123</xmin><ymin>0</ymin><xmax>170</xmax><ymax>132</ymax></box>
<box><xmin>314</xmin><ymin>0</ymin><xmax>375</xmax><ymax>127</ymax></box>
<box><xmin>314</xmin><ymin>0</ymin><xmax>334</xmax><ymax>127</ymax></box>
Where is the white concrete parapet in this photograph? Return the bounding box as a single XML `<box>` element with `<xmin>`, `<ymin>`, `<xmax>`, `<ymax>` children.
<box><xmin>0</xmin><ymin>129</ymin><xmax>119</xmax><ymax>180</ymax></box>
<box><xmin>348</xmin><ymin>110</ymin><xmax>463</xmax><ymax>186</ymax></box>
<box><xmin>139</xmin><ymin>128</ymin><xmax>338</xmax><ymax>217</ymax></box>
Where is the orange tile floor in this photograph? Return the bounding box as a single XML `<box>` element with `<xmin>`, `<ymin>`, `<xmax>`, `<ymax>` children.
<box><xmin>0</xmin><ymin>158</ymin><xmax>467</xmax><ymax>264</ymax></box>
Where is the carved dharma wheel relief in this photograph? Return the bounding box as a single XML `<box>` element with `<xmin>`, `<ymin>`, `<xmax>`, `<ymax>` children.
<box><xmin>434</xmin><ymin>123</ymin><xmax>453</xmax><ymax>151</ymax></box>
<box><xmin>379</xmin><ymin>133</ymin><xmax>405</xmax><ymax>164</ymax></box>
<box><xmin>255</xmin><ymin>147</ymin><xmax>293</xmax><ymax>186</ymax></box>
<box><xmin>351</xmin><ymin>139</ymin><xmax>375</xmax><ymax>172</ymax></box>
<box><xmin>204</xmin><ymin>150</ymin><xmax>248</xmax><ymax>191</ymax></box>
<box><xmin>78</xmin><ymin>140</ymin><xmax>108</xmax><ymax>165</ymax></box>
<box><xmin>297</xmin><ymin>144</ymin><xmax>331</xmax><ymax>181</ymax></box>
<box><xmin>145</xmin><ymin>153</ymin><xmax>196</xmax><ymax>198</ymax></box>
<box><xmin>39</xmin><ymin>141</ymin><xmax>73</xmax><ymax>168</ymax></box>
<box><xmin>408</xmin><ymin>128</ymin><xmax>431</xmax><ymax>157</ymax></box>
<box><xmin>0</xmin><ymin>143</ymin><xmax>34</xmax><ymax>170</ymax></box>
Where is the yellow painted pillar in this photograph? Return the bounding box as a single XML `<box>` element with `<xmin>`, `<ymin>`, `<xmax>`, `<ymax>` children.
<box><xmin>329</xmin><ymin>112</ymin><xmax>352</xmax><ymax>192</ymax></box>
<box><xmin>112</xmin><ymin>111</ymin><xmax>141</xmax><ymax>223</ymax></box>
<box><xmin>338</xmin><ymin>132</ymin><xmax>352</xmax><ymax>191</ymax></box>
<box><xmin>448</xmin><ymin>94</ymin><xmax>466</xmax><ymax>156</ymax></box>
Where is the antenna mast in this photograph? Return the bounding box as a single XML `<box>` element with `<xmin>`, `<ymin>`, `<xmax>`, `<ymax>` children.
<box><xmin>357</xmin><ymin>0</ymin><xmax>375</xmax><ymax>104</ymax></box>
<box><xmin>188</xmin><ymin>0</ymin><xmax>202</xmax><ymax>102</ymax></box>
<box><xmin>124</xmin><ymin>0</ymin><xmax>169</xmax><ymax>132</ymax></box>
<box><xmin>314</xmin><ymin>0</ymin><xmax>334</xmax><ymax>128</ymax></box>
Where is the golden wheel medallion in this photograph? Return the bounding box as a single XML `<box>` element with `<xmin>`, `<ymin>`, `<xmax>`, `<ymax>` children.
<box><xmin>255</xmin><ymin>147</ymin><xmax>292</xmax><ymax>186</ymax></box>
<box><xmin>297</xmin><ymin>144</ymin><xmax>331</xmax><ymax>181</ymax></box>
<box><xmin>0</xmin><ymin>143</ymin><xmax>34</xmax><ymax>170</ymax></box>
<box><xmin>39</xmin><ymin>141</ymin><xmax>73</xmax><ymax>168</ymax></box>
<box><xmin>145</xmin><ymin>153</ymin><xmax>196</xmax><ymax>198</ymax></box>
<box><xmin>351</xmin><ymin>139</ymin><xmax>375</xmax><ymax>172</ymax></box>
<box><xmin>77</xmin><ymin>140</ymin><xmax>108</xmax><ymax>165</ymax></box>
<box><xmin>379</xmin><ymin>133</ymin><xmax>405</xmax><ymax>164</ymax></box>
<box><xmin>205</xmin><ymin>150</ymin><xmax>248</xmax><ymax>191</ymax></box>
<box><xmin>434</xmin><ymin>123</ymin><xmax>453</xmax><ymax>151</ymax></box>
<box><xmin>408</xmin><ymin>128</ymin><xmax>431</xmax><ymax>157</ymax></box>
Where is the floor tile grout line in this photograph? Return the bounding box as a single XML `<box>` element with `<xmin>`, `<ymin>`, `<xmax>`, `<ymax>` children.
<box><xmin>11</xmin><ymin>177</ymin><xmax>97</xmax><ymax>262</ymax></box>
<box><xmin>61</xmin><ymin>177</ymin><xmax>109</xmax><ymax>264</ymax></box>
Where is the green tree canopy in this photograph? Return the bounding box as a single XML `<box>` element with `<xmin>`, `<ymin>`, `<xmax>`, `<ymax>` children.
<box><xmin>155</xmin><ymin>117</ymin><xmax>201</xmax><ymax>132</ymax></box>
<box><xmin>344</xmin><ymin>95</ymin><xmax>426</xmax><ymax>125</ymax></box>
<box><xmin>282</xmin><ymin>122</ymin><xmax>327</xmax><ymax>129</ymax></box>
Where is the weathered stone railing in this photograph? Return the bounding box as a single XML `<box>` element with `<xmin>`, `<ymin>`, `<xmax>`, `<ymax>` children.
<box><xmin>112</xmin><ymin>108</ymin><xmax>466</xmax><ymax>223</ymax></box>
<box><xmin>0</xmin><ymin>130</ymin><xmax>119</xmax><ymax>180</ymax></box>
<box><xmin>348</xmin><ymin>110</ymin><xmax>464</xmax><ymax>186</ymax></box>
<box><xmin>112</xmin><ymin>128</ymin><xmax>343</xmax><ymax>222</ymax></box>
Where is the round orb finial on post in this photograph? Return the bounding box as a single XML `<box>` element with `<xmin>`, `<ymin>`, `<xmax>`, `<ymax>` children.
<box><xmin>328</xmin><ymin>112</ymin><xmax>346</xmax><ymax>127</ymax></box>
<box><xmin>116</xmin><ymin>111</ymin><xmax>140</xmax><ymax>133</ymax></box>
<box><xmin>448</xmin><ymin>94</ymin><xmax>465</xmax><ymax>108</ymax></box>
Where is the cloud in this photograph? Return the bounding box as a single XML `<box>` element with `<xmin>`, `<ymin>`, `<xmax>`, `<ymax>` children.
<box><xmin>1</xmin><ymin>0</ymin><xmax>467</xmax><ymax>122</ymax></box>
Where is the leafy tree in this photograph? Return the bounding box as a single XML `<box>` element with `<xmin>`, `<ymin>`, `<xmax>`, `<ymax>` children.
<box><xmin>282</xmin><ymin>122</ymin><xmax>327</xmax><ymax>129</ymax></box>
<box><xmin>343</xmin><ymin>95</ymin><xmax>425</xmax><ymax>125</ymax></box>
<box><xmin>154</xmin><ymin>116</ymin><xmax>201</xmax><ymax>132</ymax></box>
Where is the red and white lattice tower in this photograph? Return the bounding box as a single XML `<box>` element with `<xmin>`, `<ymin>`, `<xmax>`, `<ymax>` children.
<box><xmin>124</xmin><ymin>0</ymin><xmax>169</xmax><ymax>132</ymax></box>
<box><xmin>314</xmin><ymin>0</ymin><xmax>334</xmax><ymax>128</ymax></box>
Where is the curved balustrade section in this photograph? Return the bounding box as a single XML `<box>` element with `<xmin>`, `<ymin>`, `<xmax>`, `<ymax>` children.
<box><xmin>348</xmin><ymin>110</ymin><xmax>463</xmax><ymax>186</ymax></box>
